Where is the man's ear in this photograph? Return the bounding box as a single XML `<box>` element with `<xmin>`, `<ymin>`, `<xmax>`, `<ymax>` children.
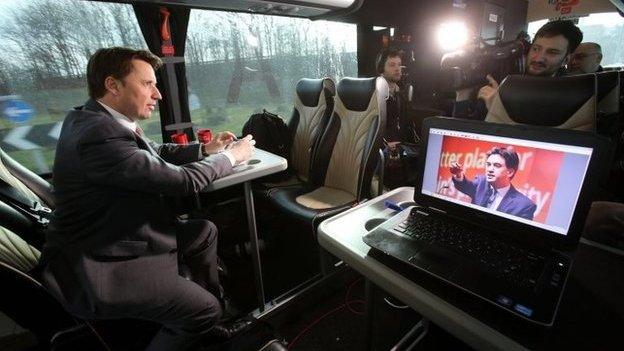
<box><xmin>104</xmin><ymin>76</ymin><xmax>120</xmax><ymax>96</ymax></box>
<box><xmin>507</xmin><ymin>168</ymin><xmax>515</xmax><ymax>179</ymax></box>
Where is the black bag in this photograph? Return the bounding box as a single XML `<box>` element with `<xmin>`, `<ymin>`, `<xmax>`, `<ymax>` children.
<box><xmin>242</xmin><ymin>109</ymin><xmax>291</xmax><ymax>159</ymax></box>
<box><xmin>383</xmin><ymin>142</ymin><xmax>420</xmax><ymax>189</ymax></box>
<box><xmin>242</xmin><ymin>110</ymin><xmax>293</xmax><ymax>182</ymax></box>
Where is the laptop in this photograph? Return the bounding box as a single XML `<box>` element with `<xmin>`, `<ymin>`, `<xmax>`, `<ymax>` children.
<box><xmin>363</xmin><ymin>117</ymin><xmax>609</xmax><ymax>326</ymax></box>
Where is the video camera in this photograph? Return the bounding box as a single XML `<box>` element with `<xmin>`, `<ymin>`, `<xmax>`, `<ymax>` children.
<box><xmin>440</xmin><ymin>35</ymin><xmax>530</xmax><ymax>91</ymax></box>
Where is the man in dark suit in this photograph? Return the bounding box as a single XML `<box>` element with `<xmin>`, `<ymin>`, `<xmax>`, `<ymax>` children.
<box><xmin>40</xmin><ymin>47</ymin><xmax>254</xmax><ymax>350</ymax></box>
<box><xmin>450</xmin><ymin>146</ymin><xmax>536</xmax><ymax>220</ymax></box>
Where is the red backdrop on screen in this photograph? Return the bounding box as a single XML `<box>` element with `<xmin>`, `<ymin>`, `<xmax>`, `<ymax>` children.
<box><xmin>436</xmin><ymin>136</ymin><xmax>564</xmax><ymax>223</ymax></box>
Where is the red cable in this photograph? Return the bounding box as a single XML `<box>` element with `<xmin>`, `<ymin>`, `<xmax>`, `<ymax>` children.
<box><xmin>287</xmin><ymin>303</ymin><xmax>348</xmax><ymax>350</ymax></box>
<box><xmin>345</xmin><ymin>278</ymin><xmax>365</xmax><ymax>315</ymax></box>
<box><xmin>345</xmin><ymin>278</ymin><xmax>362</xmax><ymax>301</ymax></box>
<box><xmin>346</xmin><ymin>299</ymin><xmax>365</xmax><ymax>315</ymax></box>
<box><xmin>288</xmin><ymin>278</ymin><xmax>367</xmax><ymax>349</ymax></box>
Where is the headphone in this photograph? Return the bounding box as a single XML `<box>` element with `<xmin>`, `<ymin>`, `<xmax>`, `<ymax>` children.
<box><xmin>375</xmin><ymin>50</ymin><xmax>388</xmax><ymax>74</ymax></box>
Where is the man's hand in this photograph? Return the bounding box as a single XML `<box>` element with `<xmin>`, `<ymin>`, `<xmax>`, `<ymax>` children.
<box><xmin>477</xmin><ymin>74</ymin><xmax>499</xmax><ymax>110</ymax></box>
<box><xmin>386</xmin><ymin>141</ymin><xmax>401</xmax><ymax>151</ymax></box>
<box><xmin>449</xmin><ymin>162</ymin><xmax>464</xmax><ymax>180</ymax></box>
<box><xmin>203</xmin><ymin>131</ymin><xmax>237</xmax><ymax>155</ymax></box>
<box><xmin>228</xmin><ymin>134</ymin><xmax>254</xmax><ymax>165</ymax></box>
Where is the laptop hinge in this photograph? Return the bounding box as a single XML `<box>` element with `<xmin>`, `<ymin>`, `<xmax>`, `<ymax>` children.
<box><xmin>427</xmin><ymin>206</ymin><xmax>446</xmax><ymax>214</ymax></box>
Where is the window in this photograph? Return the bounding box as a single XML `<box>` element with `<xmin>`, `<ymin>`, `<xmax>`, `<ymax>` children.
<box><xmin>0</xmin><ymin>0</ymin><xmax>150</xmax><ymax>173</ymax></box>
<box><xmin>185</xmin><ymin>10</ymin><xmax>357</xmax><ymax>134</ymax></box>
<box><xmin>528</xmin><ymin>13</ymin><xmax>624</xmax><ymax>67</ymax></box>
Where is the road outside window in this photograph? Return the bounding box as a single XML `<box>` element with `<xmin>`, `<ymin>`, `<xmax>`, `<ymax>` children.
<box><xmin>0</xmin><ymin>0</ymin><xmax>151</xmax><ymax>173</ymax></box>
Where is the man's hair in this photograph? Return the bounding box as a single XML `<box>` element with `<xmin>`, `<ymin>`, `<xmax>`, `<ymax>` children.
<box><xmin>583</xmin><ymin>42</ymin><xmax>602</xmax><ymax>54</ymax></box>
<box><xmin>534</xmin><ymin>20</ymin><xmax>583</xmax><ymax>54</ymax></box>
<box><xmin>375</xmin><ymin>47</ymin><xmax>403</xmax><ymax>74</ymax></box>
<box><xmin>87</xmin><ymin>47</ymin><xmax>163</xmax><ymax>99</ymax></box>
<box><xmin>487</xmin><ymin>146</ymin><xmax>520</xmax><ymax>179</ymax></box>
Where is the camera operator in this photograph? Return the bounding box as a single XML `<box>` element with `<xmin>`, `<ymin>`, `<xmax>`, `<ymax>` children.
<box><xmin>375</xmin><ymin>48</ymin><xmax>418</xmax><ymax>188</ymax></box>
<box><xmin>376</xmin><ymin>47</ymin><xmax>412</xmax><ymax>146</ymax></box>
<box><xmin>453</xmin><ymin>20</ymin><xmax>583</xmax><ymax>120</ymax></box>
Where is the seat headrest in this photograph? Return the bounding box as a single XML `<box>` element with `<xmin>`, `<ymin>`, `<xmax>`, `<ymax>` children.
<box><xmin>296</xmin><ymin>78</ymin><xmax>335</xmax><ymax>107</ymax></box>
<box><xmin>498</xmin><ymin>74</ymin><xmax>596</xmax><ymax>127</ymax></box>
<box><xmin>596</xmin><ymin>71</ymin><xmax>620</xmax><ymax>101</ymax></box>
<box><xmin>337</xmin><ymin>77</ymin><xmax>377</xmax><ymax>111</ymax></box>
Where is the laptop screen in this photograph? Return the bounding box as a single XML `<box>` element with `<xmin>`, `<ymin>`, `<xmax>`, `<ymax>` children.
<box><xmin>420</xmin><ymin>127</ymin><xmax>593</xmax><ymax>236</ymax></box>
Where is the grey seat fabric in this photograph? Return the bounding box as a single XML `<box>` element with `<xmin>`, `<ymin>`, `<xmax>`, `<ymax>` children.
<box><xmin>0</xmin><ymin>225</ymin><xmax>40</xmax><ymax>272</ymax></box>
<box><xmin>486</xmin><ymin>74</ymin><xmax>597</xmax><ymax>131</ymax></box>
<box><xmin>269</xmin><ymin>77</ymin><xmax>389</xmax><ymax>229</ymax></box>
<box><xmin>289</xmin><ymin>78</ymin><xmax>336</xmax><ymax>183</ymax></box>
<box><xmin>0</xmin><ymin>148</ymin><xmax>49</xmax><ymax>270</ymax></box>
<box><xmin>261</xmin><ymin>78</ymin><xmax>335</xmax><ymax>191</ymax></box>
<box><xmin>0</xmin><ymin>147</ymin><xmax>54</xmax><ymax>208</ymax></box>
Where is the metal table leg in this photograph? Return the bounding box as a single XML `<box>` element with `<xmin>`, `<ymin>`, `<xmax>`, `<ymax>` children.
<box><xmin>244</xmin><ymin>181</ymin><xmax>266</xmax><ymax>312</ymax></box>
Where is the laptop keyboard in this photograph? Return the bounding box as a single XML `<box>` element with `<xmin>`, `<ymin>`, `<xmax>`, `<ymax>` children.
<box><xmin>394</xmin><ymin>210</ymin><xmax>547</xmax><ymax>289</ymax></box>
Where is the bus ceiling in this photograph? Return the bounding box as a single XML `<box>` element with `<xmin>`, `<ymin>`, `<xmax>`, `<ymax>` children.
<box><xmin>527</xmin><ymin>0</ymin><xmax>624</xmax><ymax>22</ymax></box>
<box><xmin>99</xmin><ymin>0</ymin><xmax>364</xmax><ymax>19</ymax></box>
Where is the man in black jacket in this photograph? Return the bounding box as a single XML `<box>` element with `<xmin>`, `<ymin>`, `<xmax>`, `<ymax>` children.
<box><xmin>376</xmin><ymin>47</ymin><xmax>414</xmax><ymax>146</ymax></box>
<box><xmin>376</xmin><ymin>48</ymin><xmax>420</xmax><ymax>187</ymax></box>
<box><xmin>40</xmin><ymin>47</ymin><xmax>254</xmax><ymax>350</ymax></box>
<box><xmin>454</xmin><ymin>20</ymin><xmax>583</xmax><ymax>120</ymax></box>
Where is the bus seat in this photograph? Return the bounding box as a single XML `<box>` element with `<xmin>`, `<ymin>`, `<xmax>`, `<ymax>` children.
<box><xmin>0</xmin><ymin>147</ymin><xmax>56</xmax><ymax>250</ymax></box>
<box><xmin>584</xmin><ymin>201</ymin><xmax>624</xmax><ymax>250</ymax></box>
<box><xmin>597</xmin><ymin>71</ymin><xmax>620</xmax><ymax>116</ymax></box>
<box><xmin>260</xmin><ymin>78</ymin><xmax>335</xmax><ymax>190</ymax></box>
<box><xmin>0</xmin><ymin>147</ymin><xmax>55</xmax><ymax>209</ymax></box>
<box><xmin>268</xmin><ymin>76</ymin><xmax>388</xmax><ymax>233</ymax></box>
<box><xmin>0</xmin><ymin>150</ymin><xmax>91</xmax><ymax>348</ymax></box>
<box><xmin>485</xmin><ymin>74</ymin><xmax>597</xmax><ymax>131</ymax></box>
<box><xmin>595</xmin><ymin>71</ymin><xmax>621</xmax><ymax>140</ymax></box>
<box><xmin>0</xmin><ymin>206</ymin><xmax>81</xmax><ymax>348</ymax></box>
<box><xmin>0</xmin><ymin>223</ymin><xmax>40</xmax><ymax>273</ymax></box>
<box><xmin>288</xmin><ymin>78</ymin><xmax>335</xmax><ymax>183</ymax></box>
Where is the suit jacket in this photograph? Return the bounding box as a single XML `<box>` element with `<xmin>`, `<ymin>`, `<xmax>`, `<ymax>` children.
<box><xmin>452</xmin><ymin>175</ymin><xmax>537</xmax><ymax>220</ymax></box>
<box><xmin>41</xmin><ymin>99</ymin><xmax>233</xmax><ymax>318</ymax></box>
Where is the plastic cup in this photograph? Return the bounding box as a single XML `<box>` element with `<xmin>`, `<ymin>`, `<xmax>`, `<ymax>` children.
<box><xmin>171</xmin><ymin>132</ymin><xmax>189</xmax><ymax>144</ymax></box>
<box><xmin>197</xmin><ymin>128</ymin><xmax>212</xmax><ymax>144</ymax></box>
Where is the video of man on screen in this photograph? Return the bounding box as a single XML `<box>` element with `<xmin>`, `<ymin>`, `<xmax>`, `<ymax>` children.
<box><xmin>435</xmin><ymin>137</ymin><xmax>563</xmax><ymax>224</ymax></box>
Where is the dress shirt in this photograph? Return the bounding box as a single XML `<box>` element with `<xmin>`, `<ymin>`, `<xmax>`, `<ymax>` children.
<box><xmin>488</xmin><ymin>184</ymin><xmax>510</xmax><ymax>210</ymax></box>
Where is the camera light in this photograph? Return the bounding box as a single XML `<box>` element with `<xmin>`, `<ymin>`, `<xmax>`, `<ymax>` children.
<box><xmin>437</xmin><ymin>21</ymin><xmax>468</xmax><ymax>51</ymax></box>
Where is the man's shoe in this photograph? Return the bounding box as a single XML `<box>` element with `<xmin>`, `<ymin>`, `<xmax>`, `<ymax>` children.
<box><xmin>208</xmin><ymin>318</ymin><xmax>253</xmax><ymax>341</ymax></box>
